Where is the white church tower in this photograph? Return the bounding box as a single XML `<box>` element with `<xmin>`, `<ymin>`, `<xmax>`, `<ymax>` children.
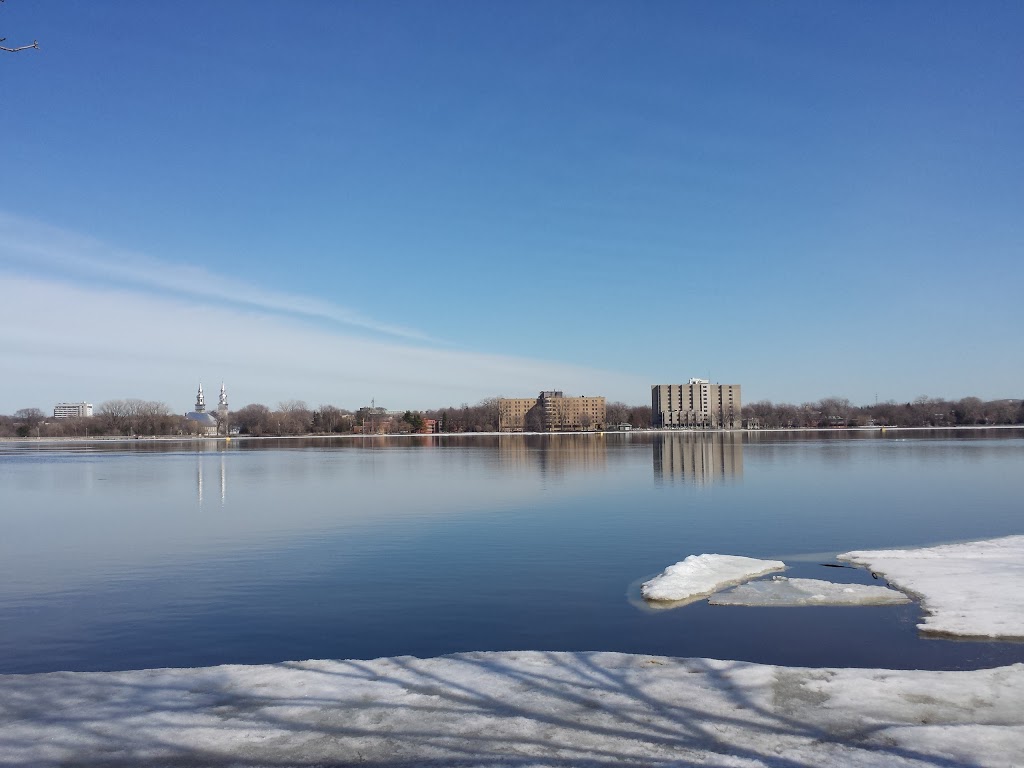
<box><xmin>185</xmin><ymin>382</ymin><xmax>221</xmax><ymax>435</ymax></box>
<box><xmin>217</xmin><ymin>382</ymin><xmax>229</xmax><ymax>434</ymax></box>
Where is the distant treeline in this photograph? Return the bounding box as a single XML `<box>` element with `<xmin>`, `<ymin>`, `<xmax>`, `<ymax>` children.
<box><xmin>1</xmin><ymin>398</ymin><xmax>654</xmax><ymax>437</ymax></box>
<box><xmin>744</xmin><ymin>396</ymin><xmax>1023</xmax><ymax>429</ymax></box>
<box><xmin>1</xmin><ymin>395</ymin><xmax>1020</xmax><ymax>438</ymax></box>
<box><xmin>226</xmin><ymin>399</ymin><xmax>655</xmax><ymax>436</ymax></box>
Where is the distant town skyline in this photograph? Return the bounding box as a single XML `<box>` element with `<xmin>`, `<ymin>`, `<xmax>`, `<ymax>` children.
<box><xmin>1</xmin><ymin>3</ymin><xmax>1021</xmax><ymax>413</ymax></box>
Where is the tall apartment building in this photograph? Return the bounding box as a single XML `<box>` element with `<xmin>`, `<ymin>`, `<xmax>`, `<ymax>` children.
<box><xmin>53</xmin><ymin>402</ymin><xmax>93</xmax><ymax>419</ymax></box>
<box><xmin>651</xmin><ymin>379</ymin><xmax>741</xmax><ymax>429</ymax></box>
<box><xmin>498</xmin><ymin>391</ymin><xmax>606</xmax><ymax>432</ymax></box>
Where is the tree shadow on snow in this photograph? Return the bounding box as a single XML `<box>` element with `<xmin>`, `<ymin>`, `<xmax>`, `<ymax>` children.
<box><xmin>0</xmin><ymin>651</ymin><xmax>1013</xmax><ymax>767</ymax></box>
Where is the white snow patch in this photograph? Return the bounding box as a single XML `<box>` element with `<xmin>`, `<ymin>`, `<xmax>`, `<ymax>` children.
<box><xmin>1</xmin><ymin>652</ymin><xmax>1022</xmax><ymax>767</ymax></box>
<box><xmin>708</xmin><ymin>575</ymin><xmax>911</xmax><ymax>606</ymax></box>
<box><xmin>641</xmin><ymin>554</ymin><xmax>785</xmax><ymax>604</ymax></box>
<box><xmin>839</xmin><ymin>535</ymin><xmax>1024</xmax><ymax>639</ymax></box>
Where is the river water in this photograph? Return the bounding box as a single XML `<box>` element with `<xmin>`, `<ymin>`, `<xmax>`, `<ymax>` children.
<box><xmin>1</xmin><ymin>430</ymin><xmax>1022</xmax><ymax>673</ymax></box>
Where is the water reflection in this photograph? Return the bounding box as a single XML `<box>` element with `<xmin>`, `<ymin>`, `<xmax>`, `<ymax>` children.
<box><xmin>196</xmin><ymin>453</ymin><xmax>226</xmax><ymax>508</ymax></box>
<box><xmin>497</xmin><ymin>434</ymin><xmax>607</xmax><ymax>477</ymax></box>
<box><xmin>3</xmin><ymin>432</ymin><xmax>1024</xmax><ymax>674</ymax></box>
<box><xmin>653</xmin><ymin>432</ymin><xmax>743</xmax><ymax>485</ymax></box>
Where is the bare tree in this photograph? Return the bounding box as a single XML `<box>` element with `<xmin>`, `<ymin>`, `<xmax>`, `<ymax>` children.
<box><xmin>605</xmin><ymin>401</ymin><xmax>630</xmax><ymax>426</ymax></box>
<box><xmin>313</xmin><ymin>405</ymin><xmax>351</xmax><ymax>434</ymax></box>
<box><xmin>13</xmin><ymin>407</ymin><xmax>44</xmax><ymax>436</ymax></box>
<box><xmin>13</xmin><ymin>407</ymin><xmax>44</xmax><ymax>426</ymax></box>
<box><xmin>232</xmin><ymin>403</ymin><xmax>273</xmax><ymax>436</ymax></box>
<box><xmin>523</xmin><ymin>404</ymin><xmax>544</xmax><ymax>432</ymax></box>
<box><xmin>627</xmin><ymin>405</ymin><xmax>653</xmax><ymax>429</ymax></box>
<box><xmin>817</xmin><ymin>397</ymin><xmax>852</xmax><ymax>427</ymax></box>
<box><xmin>126</xmin><ymin>400</ymin><xmax>173</xmax><ymax>435</ymax></box>
<box><xmin>97</xmin><ymin>400</ymin><xmax>131</xmax><ymax>435</ymax></box>
<box><xmin>954</xmin><ymin>397</ymin><xmax>983</xmax><ymax>426</ymax></box>
<box><xmin>277</xmin><ymin>400</ymin><xmax>312</xmax><ymax>435</ymax></box>
<box><xmin>0</xmin><ymin>36</ymin><xmax>36</xmax><ymax>52</ymax></box>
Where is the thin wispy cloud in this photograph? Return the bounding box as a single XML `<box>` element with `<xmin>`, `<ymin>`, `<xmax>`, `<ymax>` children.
<box><xmin>0</xmin><ymin>212</ymin><xmax>438</xmax><ymax>343</ymax></box>
<box><xmin>0</xmin><ymin>215</ymin><xmax>652</xmax><ymax>411</ymax></box>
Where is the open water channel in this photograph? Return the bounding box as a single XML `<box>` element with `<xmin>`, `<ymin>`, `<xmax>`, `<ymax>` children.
<box><xmin>1</xmin><ymin>430</ymin><xmax>1022</xmax><ymax>674</ymax></box>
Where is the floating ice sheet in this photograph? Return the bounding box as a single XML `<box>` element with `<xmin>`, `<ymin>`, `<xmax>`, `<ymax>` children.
<box><xmin>709</xmin><ymin>575</ymin><xmax>910</xmax><ymax>606</ymax></box>
<box><xmin>641</xmin><ymin>553</ymin><xmax>785</xmax><ymax>604</ymax></box>
<box><xmin>840</xmin><ymin>535</ymin><xmax>1024</xmax><ymax>639</ymax></box>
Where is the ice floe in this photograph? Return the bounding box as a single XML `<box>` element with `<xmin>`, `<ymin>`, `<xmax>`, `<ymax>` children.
<box><xmin>1</xmin><ymin>651</ymin><xmax>1022</xmax><ymax>767</ymax></box>
<box><xmin>839</xmin><ymin>535</ymin><xmax>1024</xmax><ymax>639</ymax></box>
<box><xmin>641</xmin><ymin>553</ymin><xmax>785</xmax><ymax>603</ymax></box>
<box><xmin>709</xmin><ymin>575</ymin><xmax>911</xmax><ymax>606</ymax></box>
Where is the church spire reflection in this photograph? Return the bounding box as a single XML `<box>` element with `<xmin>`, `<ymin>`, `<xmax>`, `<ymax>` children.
<box><xmin>196</xmin><ymin>451</ymin><xmax>227</xmax><ymax>507</ymax></box>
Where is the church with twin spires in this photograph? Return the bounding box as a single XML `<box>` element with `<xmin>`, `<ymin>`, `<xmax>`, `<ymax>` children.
<box><xmin>185</xmin><ymin>382</ymin><xmax>229</xmax><ymax>435</ymax></box>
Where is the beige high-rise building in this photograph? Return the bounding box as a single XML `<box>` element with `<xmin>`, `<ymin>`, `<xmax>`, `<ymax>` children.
<box><xmin>651</xmin><ymin>379</ymin><xmax>741</xmax><ymax>429</ymax></box>
<box><xmin>498</xmin><ymin>391</ymin><xmax>606</xmax><ymax>432</ymax></box>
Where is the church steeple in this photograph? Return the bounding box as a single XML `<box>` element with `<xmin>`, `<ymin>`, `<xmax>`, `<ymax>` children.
<box><xmin>218</xmin><ymin>382</ymin><xmax>228</xmax><ymax>410</ymax></box>
<box><xmin>195</xmin><ymin>383</ymin><xmax>206</xmax><ymax>412</ymax></box>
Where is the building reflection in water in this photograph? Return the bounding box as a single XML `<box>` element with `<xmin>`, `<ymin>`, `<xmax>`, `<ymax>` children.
<box><xmin>497</xmin><ymin>434</ymin><xmax>608</xmax><ymax>477</ymax></box>
<box><xmin>196</xmin><ymin>446</ymin><xmax>228</xmax><ymax>507</ymax></box>
<box><xmin>653</xmin><ymin>432</ymin><xmax>743</xmax><ymax>485</ymax></box>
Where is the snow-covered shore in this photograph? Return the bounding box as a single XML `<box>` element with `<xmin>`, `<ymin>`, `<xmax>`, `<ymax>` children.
<box><xmin>2</xmin><ymin>651</ymin><xmax>1022</xmax><ymax>767</ymax></box>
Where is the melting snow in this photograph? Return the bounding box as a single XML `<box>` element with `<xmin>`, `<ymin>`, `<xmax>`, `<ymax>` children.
<box><xmin>1</xmin><ymin>652</ymin><xmax>1021</xmax><ymax>767</ymax></box>
<box><xmin>641</xmin><ymin>553</ymin><xmax>785</xmax><ymax>604</ymax></box>
<box><xmin>839</xmin><ymin>535</ymin><xmax>1024</xmax><ymax>639</ymax></box>
<box><xmin>709</xmin><ymin>575</ymin><xmax>910</xmax><ymax>606</ymax></box>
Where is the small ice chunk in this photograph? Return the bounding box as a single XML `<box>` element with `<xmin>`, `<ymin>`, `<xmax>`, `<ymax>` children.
<box><xmin>708</xmin><ymin>576</ymin><xmax>910</xmax><ymax>606</ymax></box>
<box><xmin>641</xmin><ymin>554</ymin><xmax>785</xmax><ymax>604</ymax></box>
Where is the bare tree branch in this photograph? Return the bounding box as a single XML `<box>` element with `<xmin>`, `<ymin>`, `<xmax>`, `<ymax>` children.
<box><xmin>0</xmin><ymin>38</ymin><xmax>39</xmax><ymax>52</ymax></box>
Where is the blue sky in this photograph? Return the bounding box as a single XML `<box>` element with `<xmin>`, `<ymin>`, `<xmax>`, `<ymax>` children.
<box><xmin>1</xmin><ymin>1</ymin><xmax>1021</xmax><ymax>413</ymax></box>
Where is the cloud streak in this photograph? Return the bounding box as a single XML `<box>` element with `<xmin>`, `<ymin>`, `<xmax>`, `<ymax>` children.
<box><xmin>0</xmin><ymin>276</ymin><xmax>650</xmax><ymax>414</ymax></box>
<box><xmin>0</xmin><ymin>212</ymin><xmax>437</xmax><ymax>343</ymax></box>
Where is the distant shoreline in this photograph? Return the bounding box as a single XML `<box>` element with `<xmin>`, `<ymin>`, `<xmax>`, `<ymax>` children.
<box><xmin>1</xmin><ymin>423</ymin><xmax>1021</xmax><ymax>445</ymax></box>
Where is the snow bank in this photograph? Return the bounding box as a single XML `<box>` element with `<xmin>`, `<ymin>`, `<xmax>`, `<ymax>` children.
<box><xmin>1</xmin><ymin>652</ymin><xmax>1021</xmax><ymax>767</ymax></box>
<box><xmin>840</xmin><ymin>535</ymin><xmax>1024</xmax><ymax>639</ymax></box>
<box><xmin>709</xmin><ymin>575</ymin><xmax>910</xmax><ymax>606</ymax></box>
<box><xmin>641</xmin><ymin>553</ymin><xmax>785</xmax><ymax>603</ymax></box>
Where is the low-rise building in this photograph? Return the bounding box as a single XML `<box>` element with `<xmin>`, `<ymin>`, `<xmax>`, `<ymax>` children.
<box><xmin>498</xmin><ymin>391</ymin><xmax>606</xmax><ymax>432</ymax></box>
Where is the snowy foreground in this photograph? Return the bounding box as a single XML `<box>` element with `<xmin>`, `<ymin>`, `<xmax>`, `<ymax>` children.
<box><xmin>840</xmin><ymin>535</ymin><xmax>1024</xmax><ymax>639</ymax></box>
<box><xmin>2</xmin><ymin>651</ymin><xmax>1023</xmax><ymax>768</ymax></box>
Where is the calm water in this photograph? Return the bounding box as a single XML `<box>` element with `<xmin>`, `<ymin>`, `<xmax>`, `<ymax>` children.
<box><xmin>1</xmin><ymin>430</ymin><xmax>1022</xmax><ymax>674</ymax></box>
